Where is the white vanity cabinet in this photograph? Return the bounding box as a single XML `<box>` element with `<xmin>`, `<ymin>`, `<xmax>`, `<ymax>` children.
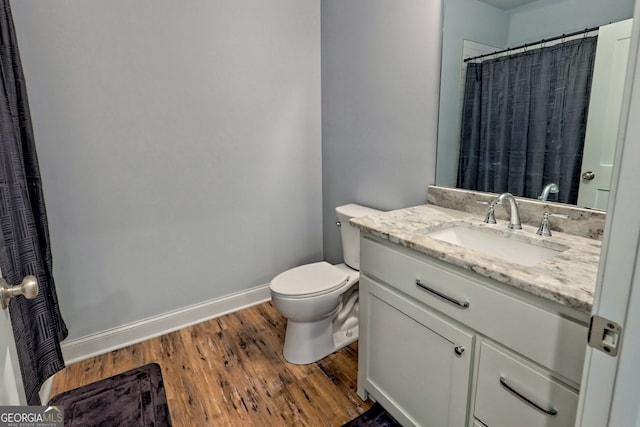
<box><xmin>359</xmin><ymin>275</ymin><xmax>473</xmax><ymax>426</ymax></box>
<box><xmin>357</xmin><ymin>235</ymin><xmax>589</xmax><ymax>427</ymax></box>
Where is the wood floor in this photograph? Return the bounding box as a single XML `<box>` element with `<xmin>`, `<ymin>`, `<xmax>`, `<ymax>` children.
<box><xmin>49</xmin><ymin>301</ymin><xmax>373</xmax><ymax>426</ymax></box>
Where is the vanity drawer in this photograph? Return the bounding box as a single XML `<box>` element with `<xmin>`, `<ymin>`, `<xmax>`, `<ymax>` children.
<box><xmin>360</xmin><ymin>236</ymin><xmax>587</xmax><ymax>384</ymax></box>
<box><xmin>474</xmin><ymin>342</ymin><xmax>579</xmax><ymax>427</ymax></box>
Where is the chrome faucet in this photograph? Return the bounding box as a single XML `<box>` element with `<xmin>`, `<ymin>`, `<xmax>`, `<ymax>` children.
<box><xmin>538</xmin><ymin>183</ymin><xmax>559</xmax><ymax>201</ymax></box>
<box><xmin>496</xmin><ymin>192</ymin><xmax>522</xmax><ymax>230</ymax></box>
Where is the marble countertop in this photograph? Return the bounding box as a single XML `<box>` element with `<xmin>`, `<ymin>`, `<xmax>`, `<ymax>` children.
<box><xmin>351</xmin><ymin>204</ymin><xmax>601</xmax><ymax>314</ymax></box>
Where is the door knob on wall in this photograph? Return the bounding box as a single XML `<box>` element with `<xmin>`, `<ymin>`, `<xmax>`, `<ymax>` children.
<box><xmin>1</xmin><ymin>275</ymin><xmax>38</xmax><ymax>310</ymax></box>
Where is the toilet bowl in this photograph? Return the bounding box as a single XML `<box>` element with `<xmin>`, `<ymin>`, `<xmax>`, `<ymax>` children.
<box><xmin>269</xmin><ymin>204</ymin><xmax>382</xmax><ymax>364</ymax></box>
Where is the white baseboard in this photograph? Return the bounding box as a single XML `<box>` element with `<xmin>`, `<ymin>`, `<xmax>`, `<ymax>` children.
<box><xmin>61</xmin><ymin>284</ymin><xmax>271</xmax><ymax>364</ymax></box>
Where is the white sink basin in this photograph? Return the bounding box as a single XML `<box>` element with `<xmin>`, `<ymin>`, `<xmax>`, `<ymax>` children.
<box><xmin>427</xmin><ymin>225</ymin><xmax>566</xmax><ymax>266</ymax></box>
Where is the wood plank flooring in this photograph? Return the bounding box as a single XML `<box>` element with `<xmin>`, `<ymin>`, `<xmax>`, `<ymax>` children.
<box><xmin>49</xmin><ymin>301</ymin><xmax>373</xmax><ymax>426</ymax></box>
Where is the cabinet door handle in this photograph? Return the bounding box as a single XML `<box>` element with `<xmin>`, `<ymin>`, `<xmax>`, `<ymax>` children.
<box><xmin>499</xmin><ymin>376</ymin><xmax>558</xmax><ymax>416</ymax></box>
<box><xmin>415</xmin><ymin>279</ymin><xmax>469</xmax><ymax>309</ymax></box>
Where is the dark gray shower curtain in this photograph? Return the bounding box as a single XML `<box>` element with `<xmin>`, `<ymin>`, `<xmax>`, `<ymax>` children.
<box><xmin>0</xmin><ymin>0</ymin><xmax>67</xmax><ymax>405</ymax></box>
<box><xmin>457</xmin><ymin>36</ymin><xmax>598</xmax><ymax>204</ymax></box>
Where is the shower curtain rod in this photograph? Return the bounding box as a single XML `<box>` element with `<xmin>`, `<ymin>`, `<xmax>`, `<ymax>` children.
<box><xmin>463</xmin><ymin>25</ymin><xmax>600</xmax><ymax>63</ymax></box>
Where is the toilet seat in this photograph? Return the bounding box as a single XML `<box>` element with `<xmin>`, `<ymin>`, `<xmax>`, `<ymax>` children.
<box><xmin>270</xmin><ymin>262</ymin><xmax>349</xmax><ymax>298</ymax></box>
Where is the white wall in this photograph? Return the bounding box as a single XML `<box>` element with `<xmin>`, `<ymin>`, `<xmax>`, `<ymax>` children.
<box><xmin>321</xmin><ymin>0</ymin><xmax>443</xmax><ymax>263</ymax></box>
<box><xmin>11</xmin><ymin>0</ymin><xmax>322</xmax><ymax>340</ymax></box>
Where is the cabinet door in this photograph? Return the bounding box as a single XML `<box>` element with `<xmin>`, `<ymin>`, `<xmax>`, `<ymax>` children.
<box><xmin>359</xmin><ymin>275</ymin><xmax>473</xmax><ymax>427</ymax></box>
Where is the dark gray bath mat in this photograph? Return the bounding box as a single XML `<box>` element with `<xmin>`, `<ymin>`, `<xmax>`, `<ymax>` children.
<box><xmin>48</xmin><ymin>362</ymin><xmax>171</xmax><ymax>427</ymax></box>
<box><xmin>342</xmin><ymin>402</ymin><xmax>402</xmax><ymax>426</ymax></box>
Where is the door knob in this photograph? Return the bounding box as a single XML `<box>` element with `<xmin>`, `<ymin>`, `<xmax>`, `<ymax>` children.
<box><xmin>582</xmin><ymin>171</ymin><xmax>596</xmax><ymax>180</ymax></box>
<box><xmin>1</xmin><ymin>275</ymin><xmax>38</xmax><ymax>310</ymax></box>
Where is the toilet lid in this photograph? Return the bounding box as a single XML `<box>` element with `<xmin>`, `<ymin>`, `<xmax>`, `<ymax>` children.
<box><xmin>270</xmin><ymin>262</ymin><xmax>349</xmax><ymax>297</ymax></box>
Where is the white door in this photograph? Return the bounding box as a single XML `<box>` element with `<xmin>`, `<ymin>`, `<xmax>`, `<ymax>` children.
<box><xmin>576</xmin><ymin>5</ymin><xmax>640</xmax><ymax>426</ymax></box>
<box><xmin>577</xmin><ymin>19</ymin><xmax>633</xmax><ymax>210</ymax></box>
<box><xmin>0</xmin><ymin>268</ymin><xmax>27</xmax><ymax>405</ymax></box>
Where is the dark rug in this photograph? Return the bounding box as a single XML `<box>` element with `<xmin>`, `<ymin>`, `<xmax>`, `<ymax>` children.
<box><xmin>49</xmin><ymin>363</ymin><xmax>172</xmax><ymax>427</ymax></box>
<box><xmin>342</xmin><ymin>402</ymin><xmax>402</xmax><ymax>427</ymax></box>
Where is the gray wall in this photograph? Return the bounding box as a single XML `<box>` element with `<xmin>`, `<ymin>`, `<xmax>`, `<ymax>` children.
<box><xmin>435</xmin><ymin>0</ymin><xmax>635</xmax><ymax>189</ymax></box>
<box><xmin>11</xmin><ymin>0</ymin><xmax>322</xmax><ymax>340</ymax></box>
<box><xmin>321</xmin><ymin>0</ymin><xmax>443</xmax><ymax>263</ymax></box>
<box><xmin>437</xmin><ymin>0</ymin><xmax>508</xmax><ymax>187</ymax></box>
<box><xmin>506</xmin><ymin>0</ymin><xmax>635</xmax><ymax>45</ymax></box>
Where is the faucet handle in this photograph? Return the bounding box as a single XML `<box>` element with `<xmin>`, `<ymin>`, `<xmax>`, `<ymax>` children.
<box><xmin>536</xmin><ymin>212</ymin><xmax>568</xmax><ymax>237</ymax></box>
<box><xmin>484</xmin><ymin>203</ymin><xmax>497</xmax><ymax>224</ymax></box>
<box><xmin>536</xmin><ymin>212</ymin><xmax>552</xmax><ymax>236</ymax></box>
<box><xmin>476</xmin><ymin>200</ymin><xmax>497</xmax><ymax>224</ymax></box>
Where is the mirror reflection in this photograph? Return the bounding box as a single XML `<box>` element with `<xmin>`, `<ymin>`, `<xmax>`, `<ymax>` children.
<box><xmin>436</xmin><ymin>0</ymin><xmax>635</xmax><ymax>210</ymax></box>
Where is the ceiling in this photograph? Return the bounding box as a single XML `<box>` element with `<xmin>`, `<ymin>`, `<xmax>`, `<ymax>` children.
<box><xmin>476</xmin><ymin>0</ymin><xmax>540</xmax><ymax>10</ymax></box>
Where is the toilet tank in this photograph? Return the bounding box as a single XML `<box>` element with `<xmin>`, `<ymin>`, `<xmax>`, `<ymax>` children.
<box><xmin>335</xmin><ymin>204</ymin><xmax>382</xmax><ymax>270</ymax></box>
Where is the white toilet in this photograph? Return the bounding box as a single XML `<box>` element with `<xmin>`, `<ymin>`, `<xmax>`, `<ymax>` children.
<box><xmin>269</xmin><ymin>203</ymin><xmax>382</xmax><ymax>364</ymax></box>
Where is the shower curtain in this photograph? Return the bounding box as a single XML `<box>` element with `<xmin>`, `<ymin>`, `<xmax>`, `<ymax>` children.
<box><xmin>457</xmin><ymin>36</ymin><xmax>598</xmax><ymax>204</ymax></box>
<box><xmin>0</xmin><ymin>0</ymin><xmax>67</xmax><ymax>404</ymax></box>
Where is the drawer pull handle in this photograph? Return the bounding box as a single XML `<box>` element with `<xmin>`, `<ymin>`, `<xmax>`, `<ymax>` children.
<box><xmin>499</xmin><ymin>376</ymin><xmax>558</xmax><ymax>416</ymax></box>
<box><xmin>415</xmin><ymin>279</ymin><xmax>470</xmax><ymax>309</ymax></box>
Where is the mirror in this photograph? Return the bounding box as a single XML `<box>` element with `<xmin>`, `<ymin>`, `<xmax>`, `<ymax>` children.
<box><xmin>436</xmin><ymin>0</ymin><xmax>635</xmax><ymax>210</ymax></box>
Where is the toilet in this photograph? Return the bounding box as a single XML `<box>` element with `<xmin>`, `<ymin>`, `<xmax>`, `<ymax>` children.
<box><xmin>269</xmin><ymin>203</ymin><xmax>382</xmax><ymax>364</ymax></box>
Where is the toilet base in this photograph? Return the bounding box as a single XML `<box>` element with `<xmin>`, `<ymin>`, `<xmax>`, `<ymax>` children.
<box><xmin>333</xmin><ymin>325</ymin><xmax>359</xmax><ymax>351</ymax></box>
<box><xmin>282</xmin><ymin>318</ymin><xmax>359</xmax><ymax>365</ymax></box>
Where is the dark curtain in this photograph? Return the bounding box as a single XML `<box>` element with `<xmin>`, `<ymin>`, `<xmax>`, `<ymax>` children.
<box><xmin>0</xmin><ymin>0</ymin><xmax>67</xmax><ymax>404</ymax></box>
<box><xmin>457</xmin><ymin>36</ymin><xmax>598</xmax><ymax>204</ymax></box>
